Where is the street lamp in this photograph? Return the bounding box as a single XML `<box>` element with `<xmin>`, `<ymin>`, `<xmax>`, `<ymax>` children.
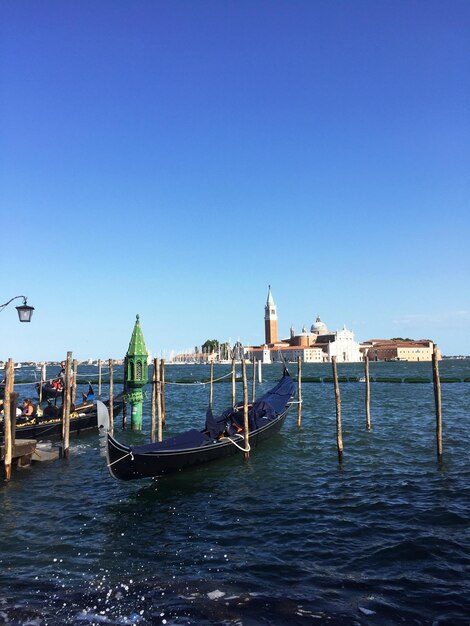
<box><xmin>0</xmin><ymin>295</ymin><xmax>35</xmax><ymax>322</ymax></box>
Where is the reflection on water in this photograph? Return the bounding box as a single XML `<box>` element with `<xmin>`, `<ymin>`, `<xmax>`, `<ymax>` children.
<box><xmin>1</xmin><ymin>361</ymin><xmax>470</xmax><ymax>625</ymax></box>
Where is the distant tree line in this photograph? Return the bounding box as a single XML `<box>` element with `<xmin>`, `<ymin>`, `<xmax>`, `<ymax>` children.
<box><xmin>193</xmin><ymin>340</ymin><xmax>244</xmax><ymax>360</ymax></box>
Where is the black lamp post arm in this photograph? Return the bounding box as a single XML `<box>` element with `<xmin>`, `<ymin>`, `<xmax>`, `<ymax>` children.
<box><xmin>0</xmin><ymin>295</ymin><xmax>28</xmax><ymax>313</ymax></box>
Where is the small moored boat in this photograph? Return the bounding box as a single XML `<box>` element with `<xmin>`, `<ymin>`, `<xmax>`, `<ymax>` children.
<box><xmin>98</xmin><ymin>370</ymin><xmax>296</xmax><ymax>481</ymax></box>
<box><xmin>1</xmin><ymin>394</ymin><xmax>124</xmax><ymax>441</ymax></box>
<box><xmin>35</xmin><ymin>381</ymin><xmax>64</xmax><ymax>400</ymax></box>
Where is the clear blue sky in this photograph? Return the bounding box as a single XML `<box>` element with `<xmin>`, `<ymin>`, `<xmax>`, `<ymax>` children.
<box><xmin>1</xmin><ymin>0</ymin><xmax>469</xmax><ymax>360</ymax></box>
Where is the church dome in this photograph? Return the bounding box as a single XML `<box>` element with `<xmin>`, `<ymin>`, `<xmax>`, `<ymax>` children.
<box><xmin>311</xmin><ymin>315</ymin><xmax>328</xmax><ymax>334</ymax></box>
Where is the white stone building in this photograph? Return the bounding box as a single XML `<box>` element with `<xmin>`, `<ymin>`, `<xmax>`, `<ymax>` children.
<box><xmin>245</xmin><ymin>289</ymin><xmax>363</xmax><ymax>363</ymax></box>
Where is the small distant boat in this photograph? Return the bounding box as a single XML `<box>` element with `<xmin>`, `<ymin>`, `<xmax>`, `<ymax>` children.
<box><xmin>99</xmin><ymin>369</ymin><xmax>296</xmax><ymax>481</ymax></box>
<box><xmin>35</xmin><ymin>381</ymin><xmax>64</xmax><ymax>399</ymax></box>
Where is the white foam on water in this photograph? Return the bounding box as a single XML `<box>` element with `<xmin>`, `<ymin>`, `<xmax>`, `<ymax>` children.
<box><xmin>359</xmin><ymin>606</ymin><xmax>376</xmax><ymax>615</ymax></box>
<box><xmin>207</xmin><ymin>589</ymin><xmax>225</xmax><ymax>600</ymax></box>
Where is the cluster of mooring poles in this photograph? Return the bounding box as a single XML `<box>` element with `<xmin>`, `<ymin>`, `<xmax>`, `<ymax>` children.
<box><xmin>36</xmin><ymin>351</ymin><xmax>82</xmax><ymax>458</ymax></box>
<box><xmin>148</xmin><ymin>356</ymin><xmax>276</xmax><ymax>461</ymax></box>
<box><xmin>150</xmin><ymin>358</ymin><xmax>166</xmax><ymax>443</ymax></box>
<box><xmin>2</xmin><ymin>350</ymin><xmax>128</xmax><ymax>480</ymax></box>
<box><xmin>2</xmin><ymin>352</ymin><xmax>73</xmax><ymax>479</ymax></box>
<box><xmin>2</xmin><ymin>332</ymin><xmax>445</xmax><ymax>480</ymax></box>
<box><xmin>330</xmin><ymin>345</ymin><xmax>444</xmax><ymax>464</ymax></box>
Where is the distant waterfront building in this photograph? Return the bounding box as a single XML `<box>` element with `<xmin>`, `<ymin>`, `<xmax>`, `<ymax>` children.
<box><xmin>245</xmin><ymin>288</ymin><xmax>363</xmax><ymax>363</ymax></box>
<box><xmin>361</xmin><ymin>339</ymin><xmax>441</xmax><ymax>362</ymax></box>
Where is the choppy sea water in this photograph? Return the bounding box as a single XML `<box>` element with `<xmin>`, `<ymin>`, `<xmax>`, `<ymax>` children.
<box><xmin>1</xmin><ymin>361</ymin><xmax>470</xmax><ymax>625</ymax></box>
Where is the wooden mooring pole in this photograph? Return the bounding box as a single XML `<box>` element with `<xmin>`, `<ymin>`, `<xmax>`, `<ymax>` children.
<box><xmin>98</xmin><ymin>359</ymin><xmax>102</xmax><ymax>400</ymax></box>
<box><xmin>5</xmin><ymin>392</ymin><xmax>20</xmax><ymax>480</ymax></box>
<box><xmin>332</xmin><ymin>356</ymin><xmax>344</xmax><ymax>463</ymax></box>
<box><xmin>157</xmin><ymin>358</ymin><xmax>163</xmax><ymax>442</ymax></box>
<box><xmin>39</xmin><ymin>364</ymin><xmax>45</xmax><ymax>405</ymax></box>
<box><xmin>108</xmin><ymin>359</ymin><xmax>114</xmax><ymax>435</ymax></box>
<box><xmin>364</xmin><ymin>353</ymin><xmax>371</xmax><ymax>431</ymax></box>
<box><xmin>62</xmin><ymin>352</ymin><xmax>72</xmax><ymax>459</ymax></box>
<box><xmin>432</xmin><ymin>345</ymin><xmax>443</xmax><ymax>461</ymax></box>
<box><xmin>252</xmin><ymin>358</ymin><xmax>256</xmax><ymax>403</ymax></box>
<box><xmin>297</xmin><ymin>356</ymin><xmax>302</xmax><ymax>428</ymax></box>
<box><xmin>72</xmin><ymin>358</ymin><xmax>78</xmax><ymax>405</ymax></box>
<box><xmin>122</xmin><ymin>357</ymin><xmax>128</xmax><ymax>429</ymax></box>
<box><xmin>3</xmin><ymin>359</ymin><xmax>14</xmax><ymax>481</ymax></box>
<box><xmin>242</xmin><ymin>358</ymin><xmax>250</xmax><ymax>460</ymax></box>
<box><xmin>151</xmin><ymin>358</ymin><xmax>157</xmax><ymax>442</ymax></box>
<box><xmin>160</xmin><ymin>359</ymin><xmax>166</xmax><ymax>426</ymax></box>
<box><xmin>231</xmin><ymin>357</ymin><xmax>236</xmax><ymax>406</ymax></box>
<box><xmin>209</xmin><ymin>361</ymin><xmax>214</xmax><ymax>409</ymax></box>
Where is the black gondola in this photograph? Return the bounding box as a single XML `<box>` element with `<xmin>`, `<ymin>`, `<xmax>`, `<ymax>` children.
<box><xmin>35</xmin><ymin>381</ymin><xmax>63</xmax><ymax>399</ymax></box>
<box><xmin>1</xmin><ymin>381</ymin><xmax>61</xmax><ymax>401</ymax></box>
<box><xmin>99</xmin><ymin>370</ymin><xmax>296</xmax><ymax>481</ymax></box>
<box><xmin>1</xmin><ymin>394</ymin><xmax>124</xmax><ymax>441</ymax></box>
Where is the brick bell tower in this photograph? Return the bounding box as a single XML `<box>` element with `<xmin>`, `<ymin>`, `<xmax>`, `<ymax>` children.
<box><xmin>264</xmin><ymin>285</ymin><xmax>278</xmax><ymax>345</ymax></box>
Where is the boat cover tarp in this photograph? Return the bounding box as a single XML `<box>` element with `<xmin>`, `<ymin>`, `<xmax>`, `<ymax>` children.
<box><xmin>205</xmin><ymin>373</ymin><xmax>296</xmax><ymax>438</ymax></box>
<box><xmin>128</xmin><ymin>373</ymin><xmax>295</xmax><ymax>454</ymax></box>
<box><xmin>256</xmin><ymin>373</ymin><xmax>296</xmax><ymax>413</ymax></box>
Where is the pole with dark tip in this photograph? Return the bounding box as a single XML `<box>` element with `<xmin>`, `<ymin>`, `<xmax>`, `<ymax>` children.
<box><xmin>432</xmin><ymin>345</ymin><xmax>443</xmax><ymax>461</ymax></box>
<box><xmin>332</xmin><ymin>356</ymin><xmax>343</xmax><ymax>463</ymax></box>
<box><xmin>252</xmin><ymin>357</ymin><xmax>256</xmax><ymax>403</ymax></box>
<box><xmin>365</xmin><ymin>353</ymin><xmax>371</xmax><ymax>431</ymax></box>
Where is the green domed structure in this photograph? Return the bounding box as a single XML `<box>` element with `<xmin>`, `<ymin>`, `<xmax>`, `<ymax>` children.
<box><xmin>125</xmin><ymin>314</ymin><xmax>148</xmax><ymax>429</ymax></box>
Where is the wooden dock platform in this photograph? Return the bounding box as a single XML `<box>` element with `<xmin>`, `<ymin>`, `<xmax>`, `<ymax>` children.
<box><xmin>1</xmin><ymin>438</ymin><xmax>37</xmax><ymax>475</ymax></box>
